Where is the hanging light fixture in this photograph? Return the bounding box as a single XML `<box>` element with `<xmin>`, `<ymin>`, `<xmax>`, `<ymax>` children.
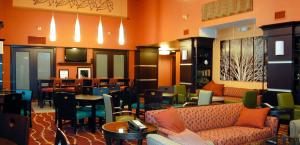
<box><xmin>118</xmin><ymin>19</ymin><xmax>125</xmax><ymax>45</ymax></box>
<box><xmin>97</xmin><ymin>16</ymin><xmax>104</xmax><ymax>44</ymax></box>
<box><xmin>74</xmin><ymin>14</ymin><xmax>81</xmax><ymax>42</ymax></box>
<box><xmin>49</xmin><ymin>14</ymin><xmax>56</xmax><ymax>42</ymax></box>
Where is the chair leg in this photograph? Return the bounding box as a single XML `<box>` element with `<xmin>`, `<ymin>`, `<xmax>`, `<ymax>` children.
<box><xmin>73</xmin><ymin>120</ymin><xmax>77</xmax><ymax>134</ymax></box>
<box><xmin>58</xmin><ymin>118</ymin><xmax>63</xmax><ymax>129</ymax></box>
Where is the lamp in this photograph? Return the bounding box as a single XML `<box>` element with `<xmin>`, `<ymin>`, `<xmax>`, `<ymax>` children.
<box><xmin>0</xmin><ymin>41</ymin><xmax>3</xmax><ymax>54</ymax></box>
<box><xmin>159</xmin><ymin>44</ymin><xmax>170</xmax><ymax>55</ymax></box>
<box><xmin>49</xmin><ymin>14</ymin><xmax>56</xmax><ymax>41</ymax></box>
<box><xmin>74</xmin><ymin>14</ymin><xmax>81</xmax><ymax>42</ymax></box>
<box><xmin>97</xmin><ymin>16</ymin><xmax>104</xmax><ymax>44</ymax></box>
<box><xmin>118</xmin><ymin>19</ymin><xmax>125</xmax><ymax>45</ymax></box>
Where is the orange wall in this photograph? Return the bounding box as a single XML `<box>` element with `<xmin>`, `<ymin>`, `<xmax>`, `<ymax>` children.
<box><xmin>2</xmin><ymin>0</ymin><xmax>300</xmax><ymax>89</ymax></box>
<box><xmin>0</xmin><ymin>0</ymin><xmax>139</xmax><ymax>49</ymax></box>
<box><xmin>147</xmin><ymin>0</ymin><xmax>300</xmax><ymax>43</ymax></box>
<box><xmin>3</xmin><ymin>45</ymin><xmax>10</xmax><ymax>90</ymax></box>
<box><xmin>158</xmin><ymin>55</ymin><xmax>173</xmax><ymax>86</ymax></box>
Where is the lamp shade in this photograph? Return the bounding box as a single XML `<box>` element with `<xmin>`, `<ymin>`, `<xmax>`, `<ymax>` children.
<box><xmin>49</xmin><ymin>15</ymin><xmax>56</xmax><ymax>42</ymax></box>
<box><xmin>118</xmin><ymin>19</ymin><xmax>125</xmax><ymax>45</ymax></box>
<box><xmin>74</xmin><ymin>15</ymin><xmax>81</xmax><ymax>42</ymax></box>
<box><xmin>97</xmin><ymin>17</ymin><xmax>104</xmax><ymax>44</ymax></box>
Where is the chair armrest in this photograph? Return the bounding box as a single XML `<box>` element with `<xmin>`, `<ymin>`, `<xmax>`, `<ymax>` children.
<box><xmin>157</xmin><ymin>127</ymin><xmax>177</xmax><ymax>136</ymax></box>
<box><xmin>146</xmin><ymin>134</ymin><xmax>181</xmax><ymax>145</ymax></box>
<box><xmin>113</xmin><ymin>111</ymin><xmax>135</xmax><ymax>115</ymax></box>
<box><xmin>182</xmin><ymin>102</ymin><xmax>197</xmax><ymax>107</ymax></box>
<box><xmin>265</xmin><ymin>116</ymin><xmax>278</xmax><ymax>136</ymax></box>
<box><xmin>295</xmin><ymin>105</ymin><xmax>300</xmax><ymax>109</ymax></box>
<box><xmin>290</xmin><ymin>119</ymin><xmax>300</xmax><ymax>138</ymax></box>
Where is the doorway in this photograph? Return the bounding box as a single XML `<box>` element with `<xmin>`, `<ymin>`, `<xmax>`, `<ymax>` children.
<box><xmin>11</xmin><ymin>46</ymin><xmax>56</xmax><ymax>99</ymax></box>
<box><xmin>158</xmin><ymin>54</ymin><xmax>176</xmax><ymax>86</ymax></box>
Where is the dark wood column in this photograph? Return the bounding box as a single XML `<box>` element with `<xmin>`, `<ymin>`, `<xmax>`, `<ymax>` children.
<box><xmin>135</xmin><ymin>46</ymin><xmax>159</xmax><ymax>93</ymax></box>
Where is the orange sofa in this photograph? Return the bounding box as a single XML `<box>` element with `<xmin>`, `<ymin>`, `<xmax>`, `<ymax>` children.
<box><xmin>146</xmin><ymin>103</ymin><xmax>278</xmax><ymax>145</ymax></box>
<box><xmin>221</xmin><ymin>87</ymin><xmax>261</xmax><ymax>104</ymax></box>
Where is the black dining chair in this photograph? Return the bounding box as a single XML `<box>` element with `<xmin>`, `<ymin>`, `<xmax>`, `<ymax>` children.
<box><xmin>3</xmin><ymin>93</ymin><xmax>23</xmax><ymax>114</ymax></box>
<box><xmin>53</xmin><ymin>92</ymin><xmax>91</xmax><ymax>133</ymax></box>
<box><xmin>144</xmin><ymin>90</ymin><xmax>163</xmax><ymax>112</ymax></box>
<box><xmin>0</xmin><ymin>113</ymin><xmax>30</xmax><ymax>145</ymax></box>
<box><xmin>55</xmin><ymin>127</ymin><xmax>70</xmax><ymax>145</ymax></box>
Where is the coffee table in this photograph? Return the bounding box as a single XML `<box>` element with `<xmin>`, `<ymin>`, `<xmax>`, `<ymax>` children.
<box><xmin>102</xmin><ymin>121</ymin><xmax>157</xmax><ymax>145</ymax></box>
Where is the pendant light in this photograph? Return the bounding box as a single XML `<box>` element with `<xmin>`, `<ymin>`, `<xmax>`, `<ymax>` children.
<box><xmin>74</xmin><ymin>14</ymin><xmax>81</xmax><ymax>42</ymax></box>
<box><xmin>49</xmin><ymin>14</ymin><xmax>56</xmax><ymax>42</ymax></box>
<box><xmin>97</xmin><ymin>16</ymin><xmax>104</xmax><ymax>44</ymax></box>
<box><xmin>118</xmin><ymin>19</ymin><xmax>125</xmax><ymax>45</ymax></box>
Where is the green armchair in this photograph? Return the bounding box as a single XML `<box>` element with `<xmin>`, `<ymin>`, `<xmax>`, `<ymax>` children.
<box><xmin>242</xmin><ymin>91</ymin><xmax>257</xmax><ymax>108</ymax></box>
<box><xmin>172</xmin><ymin>85</ymin><xmax>187</xmax><ymax>108</ymax></box>
<box><xmin>277</xmin><ymin>93</ymin><xmax>300</xmax><ymax>120</ymax></box>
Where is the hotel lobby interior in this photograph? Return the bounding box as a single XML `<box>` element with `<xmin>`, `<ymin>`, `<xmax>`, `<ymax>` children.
<box><xmin>1</xmin><ymin>0</ymin><xmax>300</xmax><ymax>145</ymax></box>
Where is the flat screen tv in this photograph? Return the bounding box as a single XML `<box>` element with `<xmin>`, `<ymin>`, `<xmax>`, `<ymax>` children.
<box><xmin>65</xmin><ymin>48</ymin><xmax>87</xmax><ymax>62</ymax></box>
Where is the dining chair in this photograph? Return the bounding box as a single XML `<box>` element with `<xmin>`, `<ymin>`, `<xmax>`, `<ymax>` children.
<box><xmin>242</xmin><ymin>91</ymin><xmax>257</xmax><ymax>108</ymax></box>
<box><xmin>0</xmin><ymin>113</ymin><xmax>30</xmax><ymax>145</ymax></box>
<box><xmin>277</xmin><ymin>93</ymin><xmax>300</xmax><ymax>120</ymax></box>
<box><xmin>158</xmin><ymin>86</ymin><xmax>175</xmax><ymax>104</ymax></box>
<box><xmin>38</xmin><ymin>79</ymin><xmax>55</xmax><ymax>108</ymax></box>
<box><xmin>53</xmin><ymin>92</ymin><xmax>91</xmax><ymax>133</ymax></box>
<box><xmin>103</xmin><ymin>94</ymin><xmax>135</xmax><ymax>123</ymax></box>
<box><xmin>55</xmin><ymin>127</ymin><xmax>70</xmax><ymax>145</ymax></box>
<box><xmin>16</xmin><ymin>89</ymin><xmax>32</xmax><ymax>127</ymax></box>
<box><xmin>144</xmin><ymin>90</ymin><xmax>163</xmax><ymax>112</ymax></box>
<box><xmin>82</xmin><ymin>79</ymin><xmax>93</xmax><ymax>94</ymax></box>
<box><xmin>3</xmin><ymin>93</ymin><xmax>22</xmax><ymax>114</ymax></box>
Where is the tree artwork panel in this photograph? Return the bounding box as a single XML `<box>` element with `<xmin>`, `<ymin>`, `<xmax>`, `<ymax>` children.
<box><xmin>220</xmin><ymin>36</ymin><xmax>266</xmax><ymax>82</ymax></box>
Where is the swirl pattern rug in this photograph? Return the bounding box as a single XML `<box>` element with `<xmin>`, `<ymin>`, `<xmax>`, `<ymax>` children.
<box><xmin>29</xmin><ymin>113</ymin><xmax>144</xmax><ymax>145</ymax></box>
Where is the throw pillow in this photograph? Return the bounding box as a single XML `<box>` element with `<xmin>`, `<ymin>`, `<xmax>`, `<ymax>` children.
<box><xmin>202</xmin><ymin>81</ymin><xmax>224</xmax><ymax>96</ymax></box>
<box><xmin>154</xmin><ymin>107</ymin><xmax>185</xmax><ymax>133</ymax></box>
<box><xmin>168</xmin><ymin>129</ymin><xmax>209</xmax><ymax>145</ymax></box>
<box><xmin>235</xmin><ymin>107</ymin><xmax>270</xmax><ymax>128</ymax></box>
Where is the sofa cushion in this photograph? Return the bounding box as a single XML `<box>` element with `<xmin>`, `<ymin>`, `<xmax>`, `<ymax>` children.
<box><xmin>223</xmin><ymin>87</ymin><xmax>256</xmax><ymax>98</ymax></box>
<box><xmin>203</xmin><ymin>81</ymin><xmax>224</xmax><ymax>96</ymax></box>
<box><xmin>235</xmin><ymin>107</ymin><xmax>270</xmax><ymax>128</ymax></box>
<box><xmin>197</xmin><ymin>126</ymin><xmax>273</xmax><ymax>145</ymax></box>
<box><xmin>154</xmin><ymin>107</ymin><xmax>186</xmax><ymax>133</ymax></box>
<box><xmin>168</xmin><ymin>129</ymin><xmax>209</xmax><ymax>145</ymax></box>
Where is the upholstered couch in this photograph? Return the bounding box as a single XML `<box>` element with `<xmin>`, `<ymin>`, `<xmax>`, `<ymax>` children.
<box><xmin>146</xmin><ymin>103</ymin><xmax>278</xmax><ymax>145</ymax></box>
<box><xmin>221</xmin><ymin>87</ymin><xmax>260</xmax><ymax>104</ymax></box>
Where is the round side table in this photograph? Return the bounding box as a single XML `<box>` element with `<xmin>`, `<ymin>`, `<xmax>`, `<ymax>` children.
<box><xmin>102</xmin><ymin>121</ymin><xmax>157</xmax><ymax>145</ymax></box>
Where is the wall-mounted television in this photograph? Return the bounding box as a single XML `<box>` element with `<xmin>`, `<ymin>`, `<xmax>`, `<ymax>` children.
<box><xmin>65</xmin><ymin>48</ymin><xmax>87</xmax><ymax>62</ymax></box>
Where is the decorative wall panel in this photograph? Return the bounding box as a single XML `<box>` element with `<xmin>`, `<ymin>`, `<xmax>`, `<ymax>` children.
<box><xmin>220</xmin><ymin>36</ymin><xmax>266</xmax><ymax>82</ymax></box>
<box><xmin>13</xmin><ymin>0</ymin><xmax>128</xmax><ymax>17</ymax></box>
<box><xmin>202</xmin><ymin>0</ymin><xmax>253</xmax><ymax>21</ymax></box>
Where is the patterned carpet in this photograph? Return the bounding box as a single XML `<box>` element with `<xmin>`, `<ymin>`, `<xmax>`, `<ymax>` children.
<box><xmin>29</xmin><ymin>112</ymin><xmax>144</xmax><ymax>145</ymax></box>
<box><xmin>29</xmin><ymin>112</ymin><xmax>289</xmax><ymax>145</ymax></box>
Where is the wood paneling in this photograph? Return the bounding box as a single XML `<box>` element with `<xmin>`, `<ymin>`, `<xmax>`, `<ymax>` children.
<box><xmin>267</xmin><ymin>63</ymin><xmax>293</xmax><ymax>90</ymax></box>
<box><xmin>135</xmin><ymin>46</ymin><xmax>158</xmax><ymax>93</ymax></box>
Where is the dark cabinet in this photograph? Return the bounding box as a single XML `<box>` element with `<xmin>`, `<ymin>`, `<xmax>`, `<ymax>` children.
<box><xmin>135</xmin><ymin>47</ymin><xmax>159</xmax><ymax>93</ymax></box>
<box><xmin>261</xmin><ymin>21</ymin><xmax>300</xmax><ymax>104</ymax></box>
<box><xmin>179</xmin><ymin>37</ymin><xmax>214</xmax><ymax>88</ymax></box>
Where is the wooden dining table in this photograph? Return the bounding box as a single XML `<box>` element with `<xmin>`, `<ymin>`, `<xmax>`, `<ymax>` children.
<box><xmin>0</xmin><ymin>138</ymin><xmax>17</xmax><ymax>145</ymax></box>
<box><xmin>75</xmin><ymin>94</ymin><xmax>103</xmax><ymax>133</ymax></box>
<box><xmin>162</xmin><ymin>92</ymin><xmax>178</xmax><ymax>104</ymax></box>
